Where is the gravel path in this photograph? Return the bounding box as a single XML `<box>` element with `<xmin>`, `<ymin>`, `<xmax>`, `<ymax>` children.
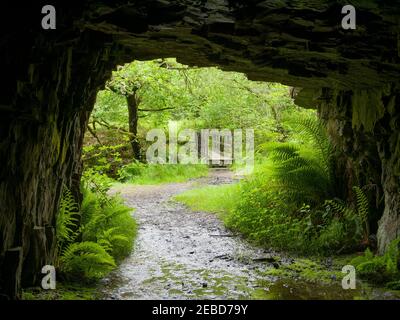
<box><xmin>99</xmin><ymin>169</ymin><xmax>273</xmax><ymax>299</ymax></box>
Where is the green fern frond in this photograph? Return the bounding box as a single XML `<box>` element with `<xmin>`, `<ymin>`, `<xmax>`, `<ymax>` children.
<box><xmin>270</xmin><ymin>144</ymin><xmax>299</xmax><ymax>162</ymax></box>
<box><xmin>266</xmin><ymin>116</ymin><xmax>336</xmax><ymax>207</ymax></box>
<box><xmin>324</xmin><ymin>199</ymin><xmax>349</xmax><ymax>216</ymax></box>
<box><xmin>60</xmin><ymin>241</ymin><xmax>116</xmax><ymax>281</ymax></box>
<box><xmin>353</xmin><ymin>186</ymin><xmax>369</xmax><ymax>225</ymax></box>
<box><xmin>291</xmin><ymin>117</ymin><xmax>332</xmax><ymax>159</ymax></box>
<box><xmin>56</xmin><ymin>188</ymin><xmax>80</xmax><ymax>251</ymax></box>
<box><xmin>325</xmin><ymin>186</ymin><xmax>371</xmax><ymax>243</ymax></box>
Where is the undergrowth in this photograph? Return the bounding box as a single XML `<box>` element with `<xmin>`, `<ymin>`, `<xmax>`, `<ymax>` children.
<box><xmin>118</xmin><ymin>162</ymin><xmax>208</xmax><ymax>184</ymax></box>
<box><xmin>350</xmin><ymin>239</ymin><xmax>400</xmax><ymax>289</ymax></box>
<box><xmin>23</xmin><ymin>172</ymin><xmax>138</xmax><ymax>301</ymax></box>
<box><xmin>57</xmin><ymin>173</ymin><xmax>136</xmax><ymax>283</ymax></box>
<box><xmin>175</xmin><ymin>115</ymin><xmax>370</xmax><ymax>256</ymax></box>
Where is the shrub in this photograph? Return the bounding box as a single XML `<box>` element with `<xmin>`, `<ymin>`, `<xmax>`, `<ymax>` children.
<box><xmin>222</xmin><ymin>115</ymin><xmax>369</xmax><ymax>255</ymax></box>
<box><xmin>225</xmin><ymin>177</ymin><xmax>308</xmax><ymax>251</ymax></box>
<box><xmin>82</xmin><ymin>143</ymin><xmax>128</xmax><ymax>179</ymax></box>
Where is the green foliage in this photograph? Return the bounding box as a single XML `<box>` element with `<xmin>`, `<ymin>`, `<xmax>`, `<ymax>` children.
<box><xmin>56</xmin><ymin>188</ymin><xmax>80</xmax><ymax>253</ymax></box>
<box><xmin>22</xmin><ymin>283</ymin><xmax>99</xmax><ymax>300</ymax></box>
<box><xmin>83</xmin><ymin>144</ymin><xmax>127</xmax><ymax>179</ymax></box>
<box><xmin>86</xmin><ymin>59</ymin><xmax>379</xmax><ymax>262</ymax></box>
<box><xmin>351</xmin><ymin>239</ymin><xmax>400</xmax><ymax>285</ymax></box>
<box><xmin>94</xmin><ymin>59</ymin><xmax>195</xmax><ymax>135</ymax></box>
<box><xmin>268</xmin><ymin>115</ymin><xmax>335</xmax><ymax>205</ymax></box>
<box><xmin>264</xmin><ymin>258</ymin><xmax>343</xmax><ymax>285</ymax></box>
<box><xmin>176</xmin><ymin>112</ymin><xmax>371</xmax><ymax>255</ymax></box>
<box><xmin>96</xmin><ymin>227</ymin><xmax>130</xmax><ymax>258</ymax></box>
<box><xmin>354</xmin><ymin>186</ymin><xmax>370</xmax><ymax>236</ymax></box>
<box><xmin>80</xmin><ymin>186</ymin><xmax>137</xmax><ymax>260</ymax></box>
<box><xmin>88</xmin><ymin>60</ymin><xmax>296</xmax><ymax>177</ymax></box>
<box><xmin>92</xmin><ymin>90</ymin><xmax>128</xmax><ymax>128</ymax></box>
<box><xmin>310</xmin><ymin>208</ymin><xmax>364</xmax><ymax>254</ymax></box>
<box><xmin>230</xmin><ymin>181</ymin><xmax>368</xmax><ymax>254</ymax></box>
<box><xmin>324</xmin><ymin>186</ymin><xmax>370</xmax><ymax>245</ymax></box>
<box><xmin>226</xmin><ymin>177</ymin><xmax>308</xmax><ymax>251</ymax></box>
<box><xmin>55</xmin><ymin>175</ymin><xmax>137</xmax><ymax>283</ymax></box>
<box><xmin>224</xmin><ymin>114</ymin><xmax>336</xmax><ymax>253</ymax></box>
<box><xmin>99</xmin><ymin>60</ymin><xmax>293</xmax><ymax>133</ymax></box>
<box><xmin>118</xmin><ymin>162</ymin><xmax>208</xmax><ymax>185</ymax></box>
<box><xmin>82</xmin><ymin>169</ymin><xmax>114</xmax><ymax>195</ymax></box>
<box><xmin>60</xmin><ymin>242</ymin><xmax>116</xmax><ymax>282</ymax></box>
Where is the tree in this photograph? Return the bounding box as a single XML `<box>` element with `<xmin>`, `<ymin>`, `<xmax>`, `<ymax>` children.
<box><xmin>91</xmin><ymin>60</ymin><xmax>296</xmax><ymax>162</ymax></box>
<box><xmin>103</xmin><ymin>59</ymin><xmax>187</xmax><ymax>159</ymax></box>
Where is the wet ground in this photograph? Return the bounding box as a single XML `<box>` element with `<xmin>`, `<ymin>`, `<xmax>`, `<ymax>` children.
<box><xmin>99</xmin><ymin>169</ymin><xmax>400</xmax><ymax>300</ymax></box>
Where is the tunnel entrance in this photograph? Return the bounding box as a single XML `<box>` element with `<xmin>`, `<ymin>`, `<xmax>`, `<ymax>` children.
<box><xmin>1</xmin><ymin>1</ymin><xmax>400</xmax><ymax>299</ymax></box>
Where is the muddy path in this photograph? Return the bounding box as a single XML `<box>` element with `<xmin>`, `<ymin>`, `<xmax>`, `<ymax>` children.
<box><xmin>99</xmin><ymin>169</ymin><xmax>399</xmax><ymax>300</ymax></box>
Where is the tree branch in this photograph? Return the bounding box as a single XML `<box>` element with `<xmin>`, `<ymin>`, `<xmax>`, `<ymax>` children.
<box><xmin>92</xmin><ymin>118</ymin><xmax>133</xmax><ymax>137</ymax></box>
<box><xmin>87</xmin><ymin>124</ymin><xmax>103</xmax><ymax>145</ymax></box>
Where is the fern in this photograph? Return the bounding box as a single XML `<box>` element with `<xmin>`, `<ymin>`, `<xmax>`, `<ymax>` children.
<box><xmin>268</xmin><ymin>117</ymin><xmax>335</xmax><ymax>205</ymax></box>
<box><xmin>270</xmin><ymin>144</ymin><xmax>299</xmax><ymax>162</ymax></box>
<box><xmin>351</xmin><ymin>238</ymin><xmax>400</xmax><ymax>285</ymax></box>
<box><xmin>55</xmin><ymin>183</ymin><xmax>136</xmax><ymax>282</ymax></box>
<box><xmin>83</xmin><ymin>199</ymin><xmax>131</xmax><ymax>239</ymax></box>
<box><xmin>60</xmin><ymin>241</ymin><xmax>116</xmax><ymax>282</ymax></box>
<box><xmin>56</xmin><ymin>188</ymin><xmax>80</xmax><ymax>254</ymax></box>
<box><xmin>293</xmin><ymin>116</ymin><xmax>333</xmax><ymax>174</ymax></box>
<box><xmin>325</xmin><ymin>187</ymin><xmax>370</xmax><ymax>243</ymax></box>
<box><xmin>96</xmin><ymin>227</ymin><xmax>130</xmax><ymax>259</ymax></box>
<box><xmin>80</xmin><ymin>186</ymin><xmax>136</xmax><ymax>260</ymax></box>
<box><xmin>353</xmin><ymin>186</ymin><xmax>370</xmax><ymax>237</ymax></box>
<box><xmin>324</xmin><ymin>198</ymin><xmax>355</xmax><ymax>218</ymax></box>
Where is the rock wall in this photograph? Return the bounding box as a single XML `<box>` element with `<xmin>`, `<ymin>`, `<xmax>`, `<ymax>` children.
<box><xmin>0</xmin><ymin>4</ymin><xmax>120</xmax><ymax>297</ymax></box>
<box><xmin>1</xmin><ymin>0</ymin><xmax>399</xmax><ymax>299</ymax></box>
<box><xmin>317</xmin><ymin>87</ymin><xmax>400</xmax><ymax>250</ymax></box>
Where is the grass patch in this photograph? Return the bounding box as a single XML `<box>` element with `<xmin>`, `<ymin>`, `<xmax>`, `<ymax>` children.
<box><xmin>118</xmin><ymin>162</ymin><xmax>209</xmax><ymax>185</ymax></box>
<box><xmin>174</xmin><ymin>183</ymin><xmax>241</xmax><ymax>218</ymax></box>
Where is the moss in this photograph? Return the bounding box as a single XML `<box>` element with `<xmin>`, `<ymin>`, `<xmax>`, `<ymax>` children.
<box><xmin>51</xmin><ymin>126</ymin><xmax>61</xmax><ymax>164</ymax></box>
<box><xmin>351</xmin><ymin>88</ymin><xmax>386</xmax><ymax>132</ymax></box>
<box><xmin>59</xmin><ymin>138</ymin><xmax>68</xmax><ymax>165</ymax></box>
<box><xmin>21</xmin><ymin>283</ymin><xmax>99</xmax><ymax>300</ymax></box>
<box><xmin>264</xmin><ymin>258</ymin><xmax>343</xmax><ymax>285</ymax></box>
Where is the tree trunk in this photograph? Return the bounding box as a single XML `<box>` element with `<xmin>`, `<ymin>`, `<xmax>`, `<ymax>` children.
<box><xmin>126</xmin><ymin>93</ymin><xmax>141</xmax><ymax>160</ymax></box>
